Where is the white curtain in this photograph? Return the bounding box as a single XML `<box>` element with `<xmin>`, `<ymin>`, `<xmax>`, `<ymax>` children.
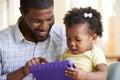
<box><xmin>0</xmin><ymin>0</ymin><xmax>21</xmax><ymax>30</ymax></box>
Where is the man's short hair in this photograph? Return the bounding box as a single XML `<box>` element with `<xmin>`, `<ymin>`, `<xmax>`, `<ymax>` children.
<box><xmin>20</xmin><ymin>0</ymin><xmax>54</xmax><ymax>14</ymax></box>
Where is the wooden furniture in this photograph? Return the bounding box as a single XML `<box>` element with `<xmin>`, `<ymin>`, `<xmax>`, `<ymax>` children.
<box><xmin>106</xmin><ymin>55</ymin><xmax>120</xmax><ymax>62</ymax></box>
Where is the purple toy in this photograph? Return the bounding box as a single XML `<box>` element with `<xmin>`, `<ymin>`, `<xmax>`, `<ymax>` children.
<box><xmin>30</xmin><ymin>60</ymin><xmax>75</xmax><ymax>80</ymax></box>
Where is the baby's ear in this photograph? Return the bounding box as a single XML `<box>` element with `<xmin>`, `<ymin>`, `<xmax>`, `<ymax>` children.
<box><xmin>93</xmin><ymin>33</ymin><xmax>98</xmax><ymax>40</ymax></box>
<box><xmin>92</xmin><ymin>33</ymin><xmax>98</xmax><ymax>43</ymax></box>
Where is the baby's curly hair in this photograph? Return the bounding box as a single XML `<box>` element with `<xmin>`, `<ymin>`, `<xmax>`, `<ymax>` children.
<box><xmin>63</xmin><ymin>7</ymin><xmax>103</xmax><ymax>37</ymax></box>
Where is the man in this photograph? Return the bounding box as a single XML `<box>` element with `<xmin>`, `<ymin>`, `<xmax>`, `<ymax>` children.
<box><xmin>0</xmin><ymin>0</ymin><xmax>66</xmax><ymax>80</ymax></box>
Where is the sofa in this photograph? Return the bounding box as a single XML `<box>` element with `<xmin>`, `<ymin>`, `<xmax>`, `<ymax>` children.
<box><xmin>107</xmin><ymin>61</ymin><xmax>120</xmax><ymax>80</ymax></box>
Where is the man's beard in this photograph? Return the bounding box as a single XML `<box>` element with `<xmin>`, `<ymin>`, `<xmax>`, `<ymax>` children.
<box><xmin>25</xmin><ymin>19</ymin><xmax>50</xmax><ymax>42</ymax></box>
<box><xmin>27</xmin><ymin>25</ymin><xmax>50</xmax><ymax>42</ymax></box>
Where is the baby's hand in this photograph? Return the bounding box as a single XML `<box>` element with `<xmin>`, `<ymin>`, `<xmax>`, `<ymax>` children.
<box><xmin>65</xmin><ymin>67</ymin><xmax>87</xmax><ymax>80</ymax></box>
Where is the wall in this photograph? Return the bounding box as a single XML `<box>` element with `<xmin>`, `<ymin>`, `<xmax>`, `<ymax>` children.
<box><xmin>54</xmin><ymin>0</ymin><xmax>66</xmax><ymax>27</ymax></box>
<box><xmin>0</xmin><ymin>0</ymin><xmax>8</xmax><ymax>29</ymax></box>
<box><xmin>115</xmin><ymin>0</ymin><xmax>120</xmax><ymax>55</ymax></box>
<box><xmin>0</xmin><ymin>0</ymin><xmax>66</xmax><ymax>30</ymax></box>
<box><xmin>0</xmin><ymin>0</ymin><xmax>120</xmax><ymax>56</ymax></box>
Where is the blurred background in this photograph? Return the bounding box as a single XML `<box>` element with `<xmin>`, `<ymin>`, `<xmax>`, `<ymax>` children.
<box><xmin>0</xmin><ymin>0</ymin><xmax>120</xmax><ymax>62</ymax></box>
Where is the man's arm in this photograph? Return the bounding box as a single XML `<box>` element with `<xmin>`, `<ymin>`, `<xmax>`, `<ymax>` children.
<box><xmin>7</xmin><ymin>66</ymin><xmax>27</xmax><ymax>80</ymax></box>
<box><xmin>7</xmin><ymin>57</ymin><xmax>48</xmax><ymax>80</ymax></box>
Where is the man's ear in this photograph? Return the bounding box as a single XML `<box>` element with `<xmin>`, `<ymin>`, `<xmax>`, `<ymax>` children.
<box><xmin>19</xmin><ymin>7</ymin><xmax>25</xmax><ymax>16</ymax></box>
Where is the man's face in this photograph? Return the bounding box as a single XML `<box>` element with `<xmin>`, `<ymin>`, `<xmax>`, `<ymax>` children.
<box><xmin>23</xmin><ymin>7</ymin><xmax>54</xmax><ymax>41</ymax></box>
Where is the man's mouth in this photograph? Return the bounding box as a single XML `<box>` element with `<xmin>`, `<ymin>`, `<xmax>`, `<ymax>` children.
<box><xmin>36</xmin><ymin>31</ymin><xmax>47</xmax><ymax>37</ymax></box>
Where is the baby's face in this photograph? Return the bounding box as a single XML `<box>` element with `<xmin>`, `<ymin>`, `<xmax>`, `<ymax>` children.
<box><xmin>66</xmin><ymin>23</ymin><xmax>96</xmax><ymax>54</ymax></box>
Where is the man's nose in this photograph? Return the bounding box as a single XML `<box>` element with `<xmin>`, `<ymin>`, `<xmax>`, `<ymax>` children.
<box><xmin>39</xmin><ymin>21</ymin><xmax>49</xmax><ymax>31</ymax></box>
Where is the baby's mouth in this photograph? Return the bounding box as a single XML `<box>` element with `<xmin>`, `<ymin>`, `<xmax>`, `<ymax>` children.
<box><xmin>70</xmin><ymin>49</ymin><xmax>78</xmax><ymax>54</ymax></box>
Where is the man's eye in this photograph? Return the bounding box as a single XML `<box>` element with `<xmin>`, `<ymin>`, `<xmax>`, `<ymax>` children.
<box><xmin>32</xmin><ymin>20</ymin><xmax>40</xmax><ymax>23</ymax></box>
<box><xmin>30</xmin><ymin>18</ymin><xmax>40</xmax><ymax>23</ymax></box>
<box><xmin>47</xmin><ymin>16</ymin><xmax>54</xmax><ymax>21</ymax></box>
<box><xmin>47</xmin><ymin>18</ymin><xmax>53</xmax><ymax>21</ymax></box>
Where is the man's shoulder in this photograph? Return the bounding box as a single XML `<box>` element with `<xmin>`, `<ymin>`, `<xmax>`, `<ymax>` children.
<box><xmin>51</xmin><ymin>24</ymin><xmax>65</xmax><ymax>32</ymax></box>
<box><xmin>50</xmin><ymin>24</ymin><xmax>66</xmax><ymax>36</ymax></box>
<box><xmin>50</xmin><ymin>24</ymin><xmax>66</xmax><ymax>46</ymax></box>
<box><xmin>0</xmin><ymin>25</ymin><xmax>16</xmax><ymax>37</ymax></box>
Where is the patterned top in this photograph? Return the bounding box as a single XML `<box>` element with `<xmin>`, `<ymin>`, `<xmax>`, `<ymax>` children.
<box><xmin>0</xmin><ymin>20</ymin><xmax>67</xmax><ymax>80</ymax></box>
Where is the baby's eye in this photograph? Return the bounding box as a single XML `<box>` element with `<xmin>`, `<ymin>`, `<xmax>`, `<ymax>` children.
<box><xmin>67</xmin><ymin>38</ymin><xmax>71</xmax><ymax>41</ymax></box>
<box><xmin>76</xmin><ymin>39</ymin><xmax>81</xmax><ymax>42</ymax></box>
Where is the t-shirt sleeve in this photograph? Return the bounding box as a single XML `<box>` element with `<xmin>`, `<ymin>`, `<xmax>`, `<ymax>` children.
<box><xmin>92</xmin><ymin>47</ymin><xmax>107</xmax><ymax>67</ymax></box>
<box><xmin>59</xmin><ymin>50</ymin><xmax>68</xmax><ymax>61</ymax></box>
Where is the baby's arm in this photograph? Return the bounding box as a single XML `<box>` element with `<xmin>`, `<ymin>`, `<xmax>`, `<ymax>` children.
<box><xmin>65</xmin><ymin>63</ymin><xmax>107</xmax><ymax>80</ymax></box>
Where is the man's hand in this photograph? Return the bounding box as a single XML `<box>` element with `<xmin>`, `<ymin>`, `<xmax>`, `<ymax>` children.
<box><xmin>7</xmin><ymin>57</ymin><xmax>48</xmax><ymax>80</ymax></box>
<box><xmin>23</xmin><ymin>57</ymin><xmax>49</xmax><ymax>75</ymax></box>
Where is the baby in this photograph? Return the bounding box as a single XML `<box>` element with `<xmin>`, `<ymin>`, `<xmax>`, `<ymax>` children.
<box><xmin>61</xmin><ymin>7</ymin><xmax>107</xmax><ymax>80</ymax></box>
